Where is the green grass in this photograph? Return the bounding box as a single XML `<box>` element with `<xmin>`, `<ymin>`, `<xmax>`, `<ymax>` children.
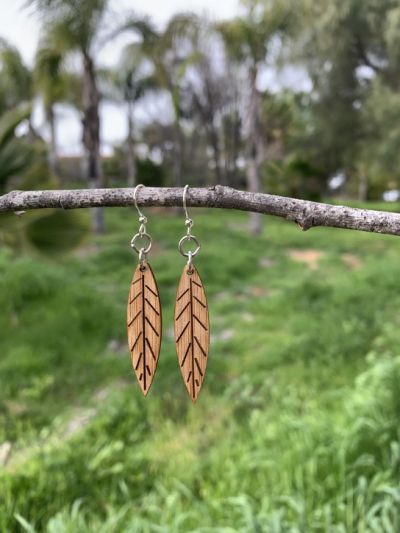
<box><xmin>1</xmin><ymin>205</ymin><xmax>400</xmax><ymax>532</ymax></box>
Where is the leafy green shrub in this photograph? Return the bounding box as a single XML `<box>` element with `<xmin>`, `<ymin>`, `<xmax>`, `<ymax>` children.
<box><xmin>25</xmin><ymin>210</ymin><xmax>90</xmax><ymax>255</ymax></box>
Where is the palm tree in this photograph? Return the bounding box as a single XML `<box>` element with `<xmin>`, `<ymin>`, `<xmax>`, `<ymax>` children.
<box><xmin>28</xmin><ymin>0</ymin><xmax>112</xmax><ymax>232</ymax></box>
<box><xmin>103</xmin><ymin>42</ymin><xmax>158</xmax><ymax>187</ymax></box>
<box><xmin>34</xmin><ymin>41</ymin><xmax>67</xmax><ymax>175</ymax></box>
<box><xmin>149</xmin><ymin>14</ymin><xmax>197</xmax><ymax>188</ymax></box>
<box><xmin>0</xmin><ymin>36</ymin><xmax>77</xmax><ymax>178</ymax></box>
<box><xmin>175</xmin><ymin>15</ymin><xmax>236</xmax><ymax>185</ymax></box>
<box><xmin>218</xmin><ymin>0</ymin><xmax>294</xmax><ymax>234</ymax></box>
<box><xmin>30</xmin><ymin>1</ymin><xmax>160</xmax><ymax>232</ymax></box>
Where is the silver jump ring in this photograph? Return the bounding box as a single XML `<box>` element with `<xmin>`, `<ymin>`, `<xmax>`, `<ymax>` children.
<box><xmin>178</xmin><ymin>234</ymin><xmax>201</xmax><ymax>258</ymax></box>
<box><xmin>131</xmin><ymin>232</ymin><xmax>152</xmax><ymax>254</ymax></box>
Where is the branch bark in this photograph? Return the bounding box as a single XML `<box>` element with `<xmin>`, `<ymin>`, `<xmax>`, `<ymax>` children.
<box><xmin>1</xmin><ymin>185</ymin><xmax>400</xmax><ymax>237</ymax></box>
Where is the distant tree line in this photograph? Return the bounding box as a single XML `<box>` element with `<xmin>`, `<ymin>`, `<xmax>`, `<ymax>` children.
<box><xmin>1</xmin><ymin>0</ymin><xmax>400</xmax><ymax>234</ymax></box>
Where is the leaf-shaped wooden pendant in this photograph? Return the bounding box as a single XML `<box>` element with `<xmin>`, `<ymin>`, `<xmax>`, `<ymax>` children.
<box><xmin>127</xmin><ymin>262</ymin><xmax>162</xmax><ymax>395</ymax></box>
<box><xmin>174</xmin><ymin>265</ymin><xmax>209</xmax><ymax>402</ymax></box>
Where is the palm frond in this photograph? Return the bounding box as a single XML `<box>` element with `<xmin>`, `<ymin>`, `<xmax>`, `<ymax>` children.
<box><xmin>0</xmin><ymin>38</ymin><xmax>33</xmax><ymax>108</ymax></box>
<box><xmin>106</xmin><ymin>14</ymin><xmax>158</xmax><ymax>48</ymax></box>
<box><xmin>0</xmin><ymin>106</ymin><xmax>33</xmax><ymax>190</ymax></box>
<box><xmin>0</xmin><ymin>104</ymin><xmax>31</xmax><ymax>151</ymax></box>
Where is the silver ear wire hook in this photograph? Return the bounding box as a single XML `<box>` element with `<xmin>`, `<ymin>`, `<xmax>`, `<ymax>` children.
<box><xmin>131</xmin><ymin>184</ymin><xmax>152</xmax><ymax>263</ymax></box>
<box><xmin>179</xmin><ymin>184</ymin><xmax>200</xmax><ymax>271</ymax></box>
<box><xmin>133</xmin><ymin>183</ymin><xmax>147</xmax><ymax>225</ymax></box>
<box><xmin>183</xmin><ymin>184</ymin><xmax>193</xmax><ymax>233</ymax></box>
<box><xmin>183</xmin><ymin>184</ymin><xmax>189</xmax><ymax>220</ymax></box>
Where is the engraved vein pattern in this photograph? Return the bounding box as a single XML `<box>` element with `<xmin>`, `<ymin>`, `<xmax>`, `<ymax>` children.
<box><xmin>127</xmin><ymin>264</ymin><xmax>161</xmax><ymax>394</ymax></box>
<box><xmin>174</xmin><ymin>265</ymin><xmax>209</xmax><ymax>401</ymax></box>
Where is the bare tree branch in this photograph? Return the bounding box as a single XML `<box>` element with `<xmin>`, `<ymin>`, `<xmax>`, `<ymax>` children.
<box><xmin>1</xmin><ymin>185</ymin><xmax>400</xmax><ymax>237</ymax></box>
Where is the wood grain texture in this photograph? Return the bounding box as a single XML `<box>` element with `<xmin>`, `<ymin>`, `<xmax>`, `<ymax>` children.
<box><xmin>127</xmin><ymin>262</ymin><xmax>161</xmax><ymax>395</ymax></box>
<box><xmin>174</xmin><ymin>265</ymin><xmax>209</xmax><ymax>402</ymax></box>
<box><xmin>4</xmin><ymin>186</ymin><xmax>400</xmax><ymax>237</ymax></box>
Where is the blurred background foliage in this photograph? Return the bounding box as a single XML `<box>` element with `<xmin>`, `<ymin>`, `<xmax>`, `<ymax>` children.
<box><xmin>2</xmin><ymin>0</ymin><xmax>400</xmax><ymax>228</ymax></box>
<box><xmin>1</xmin><ymin>0</ymin><xmax>400</xmax><ymax>531</ymax></box>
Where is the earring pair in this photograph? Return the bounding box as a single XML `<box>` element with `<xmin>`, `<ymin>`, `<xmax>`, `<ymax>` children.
<box><xmin>126</xmin><ymin>184</ymin><xmax>209</xmax><ymax>402</ymax></box>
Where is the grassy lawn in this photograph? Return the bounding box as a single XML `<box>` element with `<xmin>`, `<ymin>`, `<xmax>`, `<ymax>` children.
<box><xmin>1</xmin><ymin>205</ymin><xmax>400</xmax><ymax>532</ymax></box>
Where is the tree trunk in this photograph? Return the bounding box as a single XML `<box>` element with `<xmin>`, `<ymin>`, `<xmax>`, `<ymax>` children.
<box><xmin>208</xmin><ymin>125</ymin><xmax>225</xmax><ymax>185</ymax></box>
<box><xmin>246</xmin><ymin>66</ymin><xmax>263</xmax><ymax>235</ymax></box>
<box><xmin>358</xmin><ymin>170</ymin><xmax>368</xmax><ymax>201</ymax></box>
<box><xmin>173</xmin><ymin>118</ymin><xmax>184</xmax><ymax>188</ymax></box>
<box><xmin>82</xmin><ymin>52</ymin><xmax>104</xmax><ymax>234</ymax></box>
<box><xmin>223</xmin><ymin>110</ymin><xmax>240</xmax><ymax>188</ymax></box>
<box><xmin>47</xmin><ymin>104</ymin><xmax>58</xmax><ymax>176</ymax></box>
<box><xmin>126</xmin><ymin>101</ymin><xmax>136</xmax><ymax>188</ymax></box>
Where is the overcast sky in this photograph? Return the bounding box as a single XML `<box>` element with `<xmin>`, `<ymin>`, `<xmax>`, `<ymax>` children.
<box><xmin>0</xmin><ymin>0</ymin><xmax>240</xmax><ymax>155</ymax></box>
<box><xmin>0</xmin><ymin>0</ymin><xmax>240</xmax><ymax>64</ymax></box>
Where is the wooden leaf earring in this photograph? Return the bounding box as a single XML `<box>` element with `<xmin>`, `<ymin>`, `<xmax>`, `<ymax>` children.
<box><xmin>174</xmin><ymin>185</ymin><xmax>210</xmax><ymax>402</ymax></box>
<box><xmin>127</xmin><ymin>184</ymin><xmax>162</xmax><ymax>395</ymax></box>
